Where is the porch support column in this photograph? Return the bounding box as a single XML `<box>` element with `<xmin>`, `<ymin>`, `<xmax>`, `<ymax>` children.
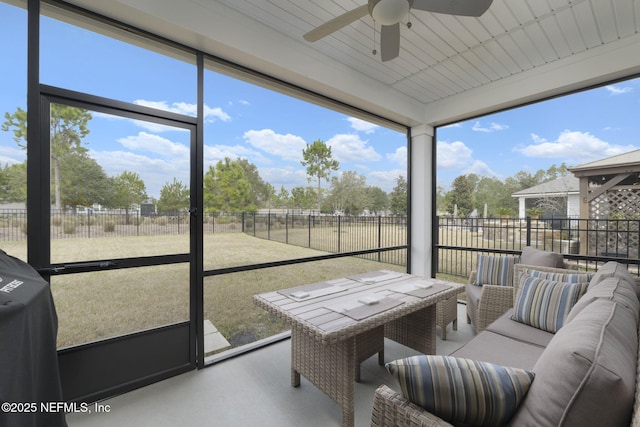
<box><xmin>409</xmin><ymin>124</ymin><xmax>434</xmax><ymax>277</ymax></box>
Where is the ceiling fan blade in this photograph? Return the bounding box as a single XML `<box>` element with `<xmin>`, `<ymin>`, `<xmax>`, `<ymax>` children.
<box><xmin>412</xmin><ymin>0</ymin><xmax>493</xmax><ymax>17</ymax></box>
<box><xmin>303</xmin><ymin>4</ymin><xmax>369</xmax><ymax>42</ymax></box>
<box><xmin>380</xmin><ymin>23</ymin><xmax>400</xmax><ymax>62</ymax></box>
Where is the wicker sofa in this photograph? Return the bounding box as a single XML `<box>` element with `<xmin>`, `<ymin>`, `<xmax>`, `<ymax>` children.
<box><xmin>371</xmin><ymin>261</ymin><xmax>640</xmax><ymax>427</ymax></box>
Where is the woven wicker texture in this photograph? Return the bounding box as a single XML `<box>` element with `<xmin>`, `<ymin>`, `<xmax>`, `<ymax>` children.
<box><xmin>255</xmin><ymin>272</ymin><xmax>464</xmax><ymax>427</ymax></box>
<box><xmin>370</xmin><ymin>385</ymin><xmax>454</xmax><ymax>427</ymax></box>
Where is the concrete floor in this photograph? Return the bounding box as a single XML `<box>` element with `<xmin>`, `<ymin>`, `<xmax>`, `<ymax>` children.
<box><xmin>67</xmin><ymin>304</ymin><xmax>473</xmax><ymax>427</ymax></box>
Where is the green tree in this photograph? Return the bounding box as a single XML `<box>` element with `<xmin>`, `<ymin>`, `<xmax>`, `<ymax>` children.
<box><xmin>0</xmin><ymin>162</ymin><xmax>27</xmax><ymax>203</ymax></box>
<box><xmin>300</xmin><ymin>139</ymin><xmax>339</xmax><ymax>212</ymax></box>
<box><xmin>58</xmin><ymin>152</ymin><xmax>112</xmax><ymax>208</ymax></box>
<box><xmin>2</xmin><ymin>104</ymin><xmax>92</xmax><ymax>209</ymax></box>
<box><xmin>449</xmin><ymin>175</ymin><xmax>475</xmax><ymax>217</ymax></box>
<box><xmin>112</xmin><ymin>171</ymin><xmax>148</xmax><ymax>223</ymax></box>
<box><xmin>290</xmin><ymin>186</ymin><xmax>317</xmax><ymax>210</ymax></box>
<box><xmin>274</xmin><ymin>185</ymin><xmax>290</xmax><ymax>209</ymax></box>
<box><xmin>157</xmin><ymin>177</ymin><xmax>189</xmax><ymax>214</ymax></box>
<box><xmin>389</xmin><ymin>175</ymin><xmax>407</xmax><ymax>216</ymax></box>
<box><xmin>203</xmin><ymin>158</ymin><xmax>255</xmax><ymax>213</ymax></box>
<box><xmin>327</xmin><ymin>171</ymin><xmax>367</xmax><ymax>215</ymax></box>
<box><xmin>475</xmin><ymin>176</ymin><xmax>512</xmax><ymax>217</ymax></box>
<box><xmin>236</xmin><ymin>158</ymin><xmax>273</xmax><ymax>209</ymax></box>
<box><xmin>365</xmin><ymin>186</ymin><xmax>388</xmax><ymax>215</ymax></box>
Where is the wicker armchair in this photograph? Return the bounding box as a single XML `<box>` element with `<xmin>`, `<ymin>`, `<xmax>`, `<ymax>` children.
<box><xmin>465</xmin><ymin>270</ymin><xmax>516</xmax><ymax>333</ymax></box>
<box><xmin>466</xmin><ymin>262</ymin><xmax>577</xmax><ymax>333</ymax></box>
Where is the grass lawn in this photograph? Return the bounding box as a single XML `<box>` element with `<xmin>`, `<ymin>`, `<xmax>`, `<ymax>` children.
<box><xmin>1</xmin><ymin>233</ymin><xmax>408</xmax><ymax>349</ymax></box>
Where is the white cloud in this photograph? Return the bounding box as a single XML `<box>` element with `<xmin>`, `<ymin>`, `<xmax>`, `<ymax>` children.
<box><xmin>368</xmin><ymin>169</ymin><xmax>406</xmax><ymax>192</ymax></box>
<box><xmin>605</xmin><ymin>85</ymin><xmax>633</xmax><ymax>95</ymax></box>
<box><xmin>386</xmin><ymin>146</ymin><xmax>407</xmax><ymax>167</ymax></box>
<box><xmin>437</xmin><ymin>140</ymin><xmax>473</xmax><ymax>169</ymax></box>
<box><xmin>203</xmin><ymin>144</ymin><xmax>270</xmax><ymax>167</ymax></box>
<box><xmin>516</xmin><ymin>130</ymin><xmax>637</xmax><ymax>161</ymax></box>
<box><xmin>463</xmin><ymin>160</ymin><xmax>501</xmax><ymax>178</ymax></box>
<box><xmin>259</xmin><ymin>166</ymin><xmax>308</xmax><ymax>188</ymax></box>
<box><xmin>89</xmin><ymin>149</ymin><xmax>187</xmax><ymax>199</ymax></box>
<box><xmin>0</xmin><ymin>144</ymin><xmax>25</xmax><ymax>165</ymax></box>
<box><xmin>347</xmin><ymin>117</ymin><xmax>379</xmax><ymax>134</ymax></box>
<box><xmin>95</xmin><ymin>100</ymin><xmax>230</xmax><ymax>133</ymax></box>
<box><xmin>133</xmin><ymin>100</ymin><xmax>231</xmax><ymax>122</ymax></box>
<box><xmin>472</xmin><ymin>121</ymin><xmax>509</xmax><ymax>132</ymax></box>
<box><xmin>327</xmin><ymin>134</ymin><xmax>381</xmax><ymax>162</ymax></box>
<box><xmin>117</xmin><ymin>132</ymin><xmax>190</xmax><ymax>159</ymax></box>
<box><xmin>243</xmin><ymin>129</ymin><xmax>307</xmax><ymax>162</ymax></box>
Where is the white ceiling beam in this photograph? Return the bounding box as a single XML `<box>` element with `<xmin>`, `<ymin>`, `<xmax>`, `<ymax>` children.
<box><xmin>423</xmin><ymin>32</ymin><xmax>640</xmax><ymax>126</ymax></box>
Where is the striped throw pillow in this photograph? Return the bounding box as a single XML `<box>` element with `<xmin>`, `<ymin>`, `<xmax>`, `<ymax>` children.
<box><xmin>512</xmin><ymin>274</ymin><xmax>588</xmax><ymax>333</ymax></box>
<box><xmin>386</xmin><ymin>355</ymin><xmax>534</xmax><ymax>427</ymax></box>
<box><xmin>475</xmin><ymin>255</ymin><xmax>517</xmax><ymax>286</ymax></box>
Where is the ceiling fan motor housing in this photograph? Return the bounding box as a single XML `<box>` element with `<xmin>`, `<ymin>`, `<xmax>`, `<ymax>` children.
<box><xmin>369</xmin><ymin>0</ymin><xmax>411</xmax><ymax>25</ymax></box>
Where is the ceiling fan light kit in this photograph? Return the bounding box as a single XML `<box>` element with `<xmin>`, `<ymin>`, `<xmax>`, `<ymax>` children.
<box><xmin>304</xmin><ymin>0</ymin><xmax>493</xmax><ymax>62</ymax></box>
<box><xmin>370</xmin><ymin>0</ymin><xmax>410</xmax><ymax>26</ymax></box>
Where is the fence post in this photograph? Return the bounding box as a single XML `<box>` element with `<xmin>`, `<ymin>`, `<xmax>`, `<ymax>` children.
<box><xmin>377</xmin><ymin>216</ymin><xmax>382</xmax><ymax>262</ymax></box>
<box><xmin>433</xmin><ymin>216</ymin><xmax>440</xmax><ymax>275</ymax></box>
<box><xmin>526</xmin><ymin>216</ymin><xmax>532</xmax><ymax>246</ymax></box>
<box><xmin>308</xmin><ymin>214</ymin><xmax>312</xmax><ymax>248</ymax></box>
<box><xmin>338</xmin><ymin>215</ymin><xmax>341</xmax><ymax>253</ymax></box>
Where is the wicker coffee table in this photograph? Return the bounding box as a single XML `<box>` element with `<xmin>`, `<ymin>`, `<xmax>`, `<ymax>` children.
<box><xmin>254</xmin><ymin>270</ymin><xmax>464</xmax><ymax>427</ymax></box>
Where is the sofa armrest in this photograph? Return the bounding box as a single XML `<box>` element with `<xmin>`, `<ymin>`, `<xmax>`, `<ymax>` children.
<box><xmin>476</xmin><ymin>285</ymin><xmax>514</xmax><ymax>332</ymax></box>
<box><xmin>371</xmin><ymin>385</ymin><xmax>454</xmax><ymax>427</ymax></box>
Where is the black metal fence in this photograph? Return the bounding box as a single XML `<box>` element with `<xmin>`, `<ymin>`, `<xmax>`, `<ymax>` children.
<box><xmin>243</xmin><ymin>213</ymin><xmax>408</xmax><ymax>266</ymax></box>
<box><xmin>437</xmin><ymin>216</ymin><xmax>640</xmax><ymax>279</ymax></box>
<box><xmin>0</xmin><ymin>209</ymin><xmax>244</xmax><ymax>241</ymax></box>
<box><xmin>3</xmin><ymin>209</ymin><xmax>638</xmax><ymax>277</ymax></box>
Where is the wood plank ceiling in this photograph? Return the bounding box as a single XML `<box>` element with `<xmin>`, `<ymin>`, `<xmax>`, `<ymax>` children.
<box><xmin>215</xmin><ymin>0</ymin><xmax>640</xmax><ymax>105</ymax></box>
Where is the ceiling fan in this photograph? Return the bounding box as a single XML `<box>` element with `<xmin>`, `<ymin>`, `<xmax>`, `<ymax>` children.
<box><xmin>303</xmin><ymin>0</ymin><xmax>493</xmax><ymax>61</ymax></box>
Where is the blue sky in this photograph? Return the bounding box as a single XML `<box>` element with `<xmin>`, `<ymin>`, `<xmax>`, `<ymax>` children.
<box><xmin>1</xmin><ymin>2</ymin><xmax>639</xmax><ymax>200</ymax></box>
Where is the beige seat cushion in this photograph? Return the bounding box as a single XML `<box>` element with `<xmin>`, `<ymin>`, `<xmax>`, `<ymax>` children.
<box><xmin>509</xmin><ymin>298</ymin><xmax>638</xmax><ymax>427</ymax></box>
<box><xmin>450</xmin><ymin>329</ymin><xmax>545</xmax><ymax>370</ymax></box>
<box><xmin>485</xmin><ymin>310</ymin><xmax>554</xmax><ymax>348</ymax></box>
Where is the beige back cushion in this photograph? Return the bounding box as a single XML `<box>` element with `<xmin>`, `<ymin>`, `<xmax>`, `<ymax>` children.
<box><xmin>508</xmin><ymin>297</ymin><xmax>639</xmax><ymax>427</ymax></box>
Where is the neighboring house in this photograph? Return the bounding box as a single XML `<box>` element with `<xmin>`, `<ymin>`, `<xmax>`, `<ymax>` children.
<box><xmin>513</xmin><ymin>149</ymin><xmax>640</xmax><ymax>220</ymax></box>
<box><xmin>511</xmin><ymin>175</ymin><xmax>580</xmax><ymax>218</ymax></box>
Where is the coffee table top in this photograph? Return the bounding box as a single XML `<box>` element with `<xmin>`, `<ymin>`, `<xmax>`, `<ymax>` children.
<box><xmin>254</xmin><ymin>270</ymin><xmax>464</xmax><ymax>344</ymax></box>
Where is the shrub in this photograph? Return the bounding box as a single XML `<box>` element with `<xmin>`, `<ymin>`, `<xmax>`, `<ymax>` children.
<box><xmin>63</xmin><ymin>220</ymin><xmax>77</xmax><ymax>234</ymax></box>
<box><xmin>103</xmin><ymin>222</ymin><xmax>116</xmax><ymax>232</ymax></box>
<box><xmin>51</xmin><ymin>215</ymin><xmax>63</xmax><ymax>226</ymax></box>
<box><xmin>156</xmin><ymin>217</ymin><xmax>168</xmax><ymax>226</ymax></box>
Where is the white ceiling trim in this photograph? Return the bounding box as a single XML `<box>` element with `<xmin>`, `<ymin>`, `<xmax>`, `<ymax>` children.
<box><xmin>76</xmin><ymin>0</ymin><xmax>426</xmax><ymax>126</ymax></box>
